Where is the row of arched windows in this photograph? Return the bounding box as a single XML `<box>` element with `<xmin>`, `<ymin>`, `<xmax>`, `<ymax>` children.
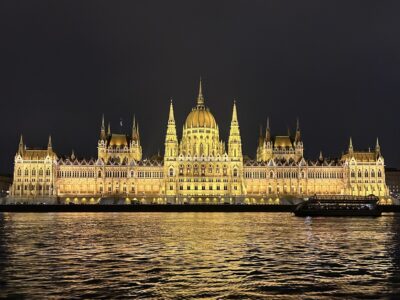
<box><xmin>350</xmin><ymin>169</ymin><xmax>382</xmax><ymax>178</ymax></box>
<box><xmin>244</xmin><ymin>170</ymin><xmax>344</xmax><ymax>179</ymax></box>
<box><xmin>17</xmin><ymin>168</ymin><xmax>51</xmax><ymax>177</ymax></box>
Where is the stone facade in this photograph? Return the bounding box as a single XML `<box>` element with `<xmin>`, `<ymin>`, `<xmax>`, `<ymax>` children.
<box><xmin>9</xmin><ymin>81</ymin><xmax>390</xmax><ymax>204</ymax></box>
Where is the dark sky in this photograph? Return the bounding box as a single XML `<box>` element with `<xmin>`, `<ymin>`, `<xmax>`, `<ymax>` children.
<box><xmin>1</xmin><ymin>0</ymin><xmax>400</xmax><ymax>174</ymax></box>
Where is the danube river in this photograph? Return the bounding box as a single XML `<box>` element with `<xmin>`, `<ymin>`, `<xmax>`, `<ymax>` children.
<box><xmin>0</xmin><ymin>213</ymin><xmax>400</xmax><ymax>299</ymax></box>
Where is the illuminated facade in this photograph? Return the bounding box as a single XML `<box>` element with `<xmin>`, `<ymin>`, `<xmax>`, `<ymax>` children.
<box><xmin>9</xmin><ymin>80</ymin><xmax>390</xmax><ymax>204</ymax></box>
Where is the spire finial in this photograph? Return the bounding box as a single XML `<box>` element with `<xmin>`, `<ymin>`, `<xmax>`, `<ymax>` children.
<box><xmin>197</xmin><ymin>77</ymin><xmax>204</xmax><ymax>107</ymax></box>
<box><xmin>296</xmin><ymin>117</ymin><xmax>300</xmax><ymax>130</ymax></box>
<box><xmin>101</xmin><ymin>114</ymin><xmax>105</xmax><ymax>129</ymax></box>
<box><xmin>267</xmin><ymin>117</ymin><xmax>270</xmax><ymax>130</ymax></box>
<box><xmin>319</xmin><ymin>150</ymin><xmax>323</xmax><ymax>161</ymax></box>
<box><xmin>107</xmin><ymin>122</ymin><xmax>111</xmax><ymax>136</ymax></box>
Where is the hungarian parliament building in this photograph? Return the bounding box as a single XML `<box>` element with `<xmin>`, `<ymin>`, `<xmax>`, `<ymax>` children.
<box><xmin>9</xmin><ymin>81</ymin><xmax>390</xmax><ymax>204</ymax></box>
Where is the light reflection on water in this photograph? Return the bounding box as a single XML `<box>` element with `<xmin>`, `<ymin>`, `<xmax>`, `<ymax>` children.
<box><xmin>0</xmin><ymin>212</ymin><xmax>400</xmax><ymax>299</ymax></box>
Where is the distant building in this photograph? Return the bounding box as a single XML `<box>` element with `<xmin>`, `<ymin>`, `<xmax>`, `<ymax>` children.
<box><xmin>0</xmin><ymin>174</ymin><xmax>12</xmax><ymax>197</ymax></box>
<box><xmin>9</xmin><ymin>80</ymin><xmax>391</xmax><ymax>204</ymax></box>
<box><xmin>385</xmin><ymin>168</ymin><xmax>400</xmax><ymax>199</ymax></box>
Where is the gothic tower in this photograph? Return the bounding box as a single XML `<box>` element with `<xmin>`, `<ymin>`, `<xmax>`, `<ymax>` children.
<box><xmin>228</xmin><ymin>101</ymin><xmax>242</xmax><ymax>161</ymax></box>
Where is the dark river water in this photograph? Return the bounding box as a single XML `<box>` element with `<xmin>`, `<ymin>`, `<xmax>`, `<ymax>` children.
<box><xmin>1</xmin><ymin>213</ymin><xmax>400</xmax><ymax>299</ymax></box>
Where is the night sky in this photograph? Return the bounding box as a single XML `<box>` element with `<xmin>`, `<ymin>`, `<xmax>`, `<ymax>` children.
<box><xmin>1</xmin><ymin>1</ymin><xmax>399</xmax><ymax>174</ymax></box>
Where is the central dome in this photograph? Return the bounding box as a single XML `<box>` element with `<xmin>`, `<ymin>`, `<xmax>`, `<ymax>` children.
<box><xmin>185</xmin><ymin>107</ymin><xmax>217</xmax><ymax>129</ymax></box>
<box><xmin>184</xmin><ymin>79</ymin><xmax>217</xmax><ymax>129</ymax></box>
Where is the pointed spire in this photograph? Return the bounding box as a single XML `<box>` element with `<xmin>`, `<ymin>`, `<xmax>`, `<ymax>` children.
<box><xmin>197</xmin><ymin>77</ymin><xmax>205</xmax><ymax>107</ymax></box>
<box><xmin>319</xmin><ymin>150</ymin><xmax>323</xmax><ymax>161</ymax></box>
<box><xmin>349</xmin><ymin>137</ymin><xmax>354</xmax><ymax>153</ymax></box>
<box><xmin>265</xmin><ymin>117</ymin><xmax>271</xmax><ymax>142</ymax></box>
<box><xmin>71</xmin><ymin>149</ymin><xmax>75</xmax><ymax>160</ymax></box>
<box><xmin>107</xmin><ymin>122</ymin><xmax>111</xmax><ymax>136</ymax></box>
<box><xmin>258</xmin><ymin>125</ymin><xmax>264</xmax><ymax>147</ymax></box>
<box><xmin>168</xmin><ymin>99</ymin><xmax>175</xmax><ymax>123</ymax></box>
<box><xmin>231</xmin><ymin>100</ymin><xmax>238</xmax><ymax>123</ymax></box>
<box><xmin>18</xmin><ymin>134</ymin><xmax>24</xmax><ymax>154</ymax></box>
<box><xmin>47</xmin><ymin>135</ymin><xmax>52</xmax><ymax>149</ymax></box>
<box><xmin>100</xmin><ymin>114</ymin><xmax>106</xmax><ymax>140</ymax></box>
<box><xmin>295</xmin><ymin>117</ymin><xmax>301</xmax><ymax>143</ymax></box>
<box><xmin>375</xmin><ymin>137</ymin><xmax>381</xmax><ymax>155</ymax></box>
<box><xmin>132</xmin><ymin>115</ymin><xmax>137</xmax><ymax>138</ymax></box>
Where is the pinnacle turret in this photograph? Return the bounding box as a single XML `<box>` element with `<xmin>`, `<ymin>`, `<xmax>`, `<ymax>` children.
<box><xmin>47</xmin><ymin>135</ymin><xmax>52</xmax><ymax>150</ymax></box>
<box><xmin>265</xmin><ymin>117</ymin><xmax>271</xmax><ymax>142</ymax></box>
<box><xmin>100</xmin><ymin>114</ymin><xmax>107</xmax><ymax>140</ymax></box>
<box><xmin>349</xmin><ymin>137</ymin><xmax>354</xmax><ymax>153</ymax></box>
<box><xmin>18</xmin><ymin>134</ymin><xmax>24</xmax><ymax>154</ymax></box>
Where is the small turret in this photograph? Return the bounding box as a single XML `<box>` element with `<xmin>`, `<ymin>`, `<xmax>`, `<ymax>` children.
<box><xmin>265</xmin><ymin>117</ymin><xmax>271</xmax><ymax>143</ymax></box>
<box><xmin>294</xmin><ymin>118</ymin><xmax>301</xmax><ymax>144</ymax></box>
<box><xmin>107</xmin><ymin>122</ymin><xmax>111</xmax><ymax>136</ymax></box>
<box><xmin>71</xmin><ymin>149</ymin><xmax>76</xmax><ymax>160</ymax></box>
<box><xmin>349</xmin><ymin>137</ymin><xmax>354</xmax><ymax>154</ymax></box>
<box><xmin>375</xmin><ymin>137</ymin><xmax>381</xmax><ymax>156</ymax></box>
<box><xmin>132</xmin><ymin>115</ymin><xmax>139</xmax><ymax>142</ymax></box>
<box><xmin>100</xmin><ymin>114</ymin><xmax>106</xmax><ymax>140</ymax></box>
<box><xmin>18</xmin><ymin>134</ymin><xmax>24</xmax><ymax>155</ymax></box>
<box><xmin>258</xmin><ymin>125</ymin><xmax>264</xmax><ymax>147</ymax></box>
<box><xmin>47</xmin><ymin>135</ymin><xmax>52</xmax><ymax>153</ymax></box>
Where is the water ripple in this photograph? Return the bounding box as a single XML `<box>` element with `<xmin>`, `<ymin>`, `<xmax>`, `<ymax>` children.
<box><xmin>0</xmin><ymin>212</ymin><xmax>400</xmax><ymax>298</ymax></box>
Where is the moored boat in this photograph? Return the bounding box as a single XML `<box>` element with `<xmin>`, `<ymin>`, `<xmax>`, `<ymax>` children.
<box><xmin>294</xmin><ymin>195</ymin><xmax>381</xmax><ymax>217</ymax></box>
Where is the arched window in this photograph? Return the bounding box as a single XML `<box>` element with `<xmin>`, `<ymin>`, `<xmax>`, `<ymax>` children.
<box><xmin>25</xmin><ymin>169</ymin><xmax>29</xmax><ymax>176</ymax></box>
<box><xmin>351</xmin><ymin>171</ymin><xmax>355</xmax><ymax>178</ymax></box>
<box><xmin>371</xmin><ymin>170</ymin><xmax>375</xmax><ymax>177</ymax></box>
<box><xmin>233</xmin><ymin>168</ymin><xmax>238</xmax><ymax>177</ymax></box>
<box><xmin>32</xmin><ymin>169</ymin><xmax>36</xmax><ymax>176</ymax></box>
<box><xmin>169</xmin><ymin>168</ymin><xmax>174</xmax><ymax>177</ymax></box>
<box><xmin>46</xmin><ymin>169</ymin><xmax>50</xmax><ymax>176</ymax></box>
<box><xmin>358</xmin><ymin>170</ymin><xmax>362</xmax><ymax>177</ymax></box>
<box><xmin>39</xmin><ymin>169</ymin><xmax>43</xmax><ymax>176</ymax></box>
<box><xmin>378</xmin><ymin>170</ymin><xmax>382</xmax><ymax>178</ymax></box>
<box><xmin>365</xmin><ymin>170</ymin><xmax>369</xmax><ymax>177</ymax></box>
<box><xmin>98</xmin><ymin>171</ymin><xmax>102</xmax><ymax>178</ymax></box>
<box><xmin>270</xmin><ymin>171</ymin><xmax>274</xmax><ymax>178</ymax></box>
<box><xmin>223</xmin><ymin>166</ymin><xmax>227</xmax><ymax>176</ymax></box>
<box><xmin>17</xmin><ymin>168</ymin><xmax>21</xmax><ymax>176</ymax></box>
